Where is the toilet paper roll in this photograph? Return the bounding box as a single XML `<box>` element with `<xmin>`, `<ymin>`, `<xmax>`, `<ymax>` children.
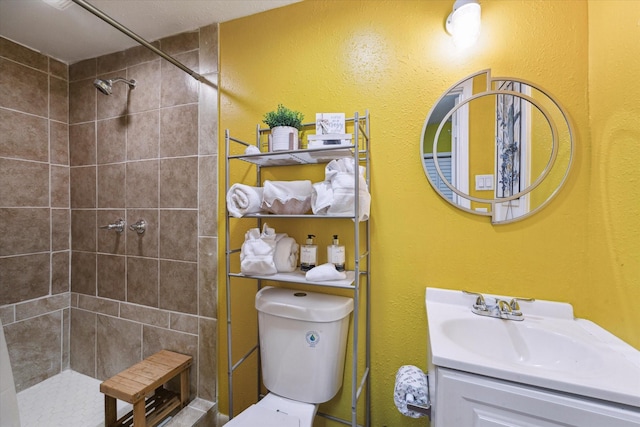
<box><xmin>394</xmin><ymin>365</ymin><xmax>429</xmax><ymax>418</ymax></box>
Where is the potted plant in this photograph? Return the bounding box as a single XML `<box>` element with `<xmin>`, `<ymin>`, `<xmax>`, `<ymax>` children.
<box><xmin>263</xmin><ymin>104</ymin><xmax>304</xmax><ymax>151</ymax></box>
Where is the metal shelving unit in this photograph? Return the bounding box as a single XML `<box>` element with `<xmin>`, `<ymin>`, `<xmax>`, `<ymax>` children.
<box><xmin>224</xmin><ymin>111</ymin><xmax>371</xmax><ymax>427</ymax></box>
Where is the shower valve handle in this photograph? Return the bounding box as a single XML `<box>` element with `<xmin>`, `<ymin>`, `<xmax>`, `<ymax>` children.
<box><xmin>100</xmin><ymin>219</ymin><xmax>125</xmax><ymax>234</ymax></box>
<box><xmin>129</xmin><ymin>219</ymin><xmax>146</xmax><ymax>235</ymax></box>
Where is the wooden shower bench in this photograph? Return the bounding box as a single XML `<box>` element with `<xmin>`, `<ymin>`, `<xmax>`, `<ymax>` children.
<box><xmin>100</xmin><ymin>350</ymin><xmax>192</xmax><ymax>427</ymax></box>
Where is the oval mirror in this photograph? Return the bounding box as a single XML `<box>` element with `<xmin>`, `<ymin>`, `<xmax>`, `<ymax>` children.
<box><xmin>420</xmin><ymin>70</ymin><xmax>574</xmax><ymax>224</ymax></box>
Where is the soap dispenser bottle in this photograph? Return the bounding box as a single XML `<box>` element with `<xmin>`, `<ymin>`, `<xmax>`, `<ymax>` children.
<box><xmin>327</xmin><ymin>234</ymin><xmax>345</xmax><ymax>272</ymax></box>
<box><xmin>300</xmin><ymin>234</ymin><xmax>318</xmax><ymax>272</ymax></box>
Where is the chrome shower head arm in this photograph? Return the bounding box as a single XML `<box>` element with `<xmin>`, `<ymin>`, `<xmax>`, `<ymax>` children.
<box><xmin>111</xmin><ymin>77</ymin><xmax>136</xmax><ymax>89</ymax></box>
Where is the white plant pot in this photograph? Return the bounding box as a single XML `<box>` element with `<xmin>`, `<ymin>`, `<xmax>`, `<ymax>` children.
<box><xmin>269</xmin><ymin>126</ymin><xmax>299</xmax><ymax>151</ymax></box>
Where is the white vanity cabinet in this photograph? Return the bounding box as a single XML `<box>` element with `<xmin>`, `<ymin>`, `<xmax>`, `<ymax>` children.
<box><xmin>425</xmin><ymin>288</ymin><xmax>640</xmax><ymax>427</ymax></box>
<box><xmin>433</xmin><ymin>367</ymin><xmax>640</xmax><ymax>427</ymax></box>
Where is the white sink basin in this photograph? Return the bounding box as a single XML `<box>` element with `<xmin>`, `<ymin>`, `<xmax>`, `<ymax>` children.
<box><xmin>426</xmin><ymin>288</ymin><xmax>640</xmax><ymax>407</ymax></box>
<box><xmin>440</xmin><ymin>317</ymin><xmax>604</xmax><ymax>373</ymax></box>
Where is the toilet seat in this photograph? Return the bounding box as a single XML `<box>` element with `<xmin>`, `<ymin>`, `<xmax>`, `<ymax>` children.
<box><xmin>225</xmin><ymin>393</ymin><xmax>318</xmax><ymax>427</ymax></box>
<box><xmin>225</xmin><ymin>403</ymin><xmax>300</xmax><ymax>426</ymax></box>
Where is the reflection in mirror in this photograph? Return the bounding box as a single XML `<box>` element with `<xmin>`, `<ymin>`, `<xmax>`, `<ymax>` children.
<box><xmin>421</xmin><ymin>70</ymin><xmax>573</xmax><ymax>224</ymax></box>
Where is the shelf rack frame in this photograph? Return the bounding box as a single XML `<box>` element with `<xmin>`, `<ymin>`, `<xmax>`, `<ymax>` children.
<box><xmin>225</xmin><ymin>111</ymin><xmax>370</xmax><ymax>427</ymax></box>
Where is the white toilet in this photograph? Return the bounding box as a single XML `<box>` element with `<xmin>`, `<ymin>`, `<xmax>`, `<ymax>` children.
<box><xmin>226</xmin><ymin>286</ymin><xmax>354</xmax><ymax>427</ymax></box>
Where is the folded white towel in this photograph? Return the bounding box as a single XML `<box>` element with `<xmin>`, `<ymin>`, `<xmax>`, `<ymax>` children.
<box><xmin>226</xmin><ymin>184</ymin><xmax>264</xmax><ymax>218</ymax></box>
<box><xmin>311</xmin><ymin>158</ymin><xmax>371</xmax><ymax>221</ymax></box>
<box><xmin>240</xmin><ymin>225</ymin><xmax>277</xmax><ymax>275</ymax></box>
<box><xmin>305</xmin><ymin>263</ymin><xmax>347</xmax><ymax>281</ymax></box>
<box><xmin>394</xmin><ymin>365</ymin><xmax>429</xmax><ymax>418</ymax></box>
<box><xmin>327</xmin><ymin>170</ymin><xmax>370</xmax><ymax>221</ymax></box>
<box><xmin>261</xmin><ymin>180</ymin><xmax>313</xmax><ymax>215</ymax></box>
<box><xmin>311</xmin><ymin>181</ymin><xmax>333</xmax><ymax>215</ymax></box>
<box><xmin>274</xmin><ymin>234</ymin><xmax>299</xmax><ymax>273</ymax></box>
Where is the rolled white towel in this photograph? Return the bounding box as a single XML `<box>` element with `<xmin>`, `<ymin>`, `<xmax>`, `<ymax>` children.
<box><xmin>261</xmin><ymin>180</ymin><xmax>313</xmax><ymax>215</ymax></box>
<box><xmin>274</xmin><ymin>234</ymin><xmax>299</xmax><ymax>273</ymax></box>
<box><xmin>226</xmin><ymin>184</ymin><xmax>264</xmax><ymax>218</ymax></box>
<box><xmin>305</xmin><ymin>263</ymin><xmax>347</xmax><ymax>281</ymax></box>
<box><xmin>394</xmin><ymin>365</ymin><xmax>430</xmax><ymax>418</ymax></box>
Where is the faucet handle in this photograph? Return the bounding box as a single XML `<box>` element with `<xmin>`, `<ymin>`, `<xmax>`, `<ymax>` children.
<box><xmin>129</xmin><ymin>219</ymin><xmax>147</xmax><ymax>235</ymax></box>
<box><xmin>509</xmin><ymin>297</ymin><xmax>535</xmax><ymax>311</ymax></box>
<box><xmin>497</xmin><ymin>299</ymin><xmax>512</xmax><ymax>313</ymax></box>
<box><xmin>463</xmin><ymin>290</ymin><xmax>487</xmax><ymax>310</ymax></box>
<box><xmin>99</xmin><ymin>218</ymin><xmax>125</xmax><ymax>233</ymax></box>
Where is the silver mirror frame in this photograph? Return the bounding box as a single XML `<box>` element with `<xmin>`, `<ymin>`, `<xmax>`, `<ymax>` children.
<box><xmin>420</xmin><ymin>69</ymin><xmax>574</xmax><ymax>225</ymax></box>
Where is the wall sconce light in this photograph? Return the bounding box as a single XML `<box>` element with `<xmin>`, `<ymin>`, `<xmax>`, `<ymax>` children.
<box><xmin>446</xmin><ymin>0</ymin><xmax>481</xmax><ymax>49</ymax></box>
<box><xmin>41</xmin><ymin>0</ymin><xmax>73</xmax><ymax>10</ymax></box>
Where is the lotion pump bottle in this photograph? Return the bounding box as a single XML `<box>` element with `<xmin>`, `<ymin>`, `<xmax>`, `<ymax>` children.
<box><xmin>327</xmin><ymin>234</ymin><xmax>346</xmax><ymax>272</ymax></box>
<box><xmin>300</xmin><ymin>234</ymin><xmax>318</xmax><ymax>272</ymax></box>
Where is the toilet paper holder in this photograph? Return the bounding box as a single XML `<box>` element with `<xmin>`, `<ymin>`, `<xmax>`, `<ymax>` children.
<box><xmin>406</xmin><ymin>375</ymin><xmax>432</xmax><ymax>419</ymax></box>
<box><xmin>407</xmin><ymin>402</ymin><xmax>431</xmax><ymax>418</ymax></box>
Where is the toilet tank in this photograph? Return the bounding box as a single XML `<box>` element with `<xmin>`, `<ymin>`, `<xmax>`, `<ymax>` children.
<box><xmin>255</xmin><ymin>286</ymin><xmax>353</xmax><ymax>404</ymax></box>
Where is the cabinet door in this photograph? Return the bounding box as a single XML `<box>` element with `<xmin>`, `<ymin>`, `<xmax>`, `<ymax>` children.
<box><xmin>434</xmin><ymin>368</ymin><xmax>640</xmax><ymax>427</ymax></box>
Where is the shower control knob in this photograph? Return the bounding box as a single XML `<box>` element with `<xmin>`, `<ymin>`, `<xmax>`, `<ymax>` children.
<box><xmin>129</xmin><ymin>219</ymin><xmax>146</xmax><ymax>234</ymax></box>
<box><xmin>99</xmin><ymin>219</ymin><xmax>125</xmax><ymax>233</ymax></box>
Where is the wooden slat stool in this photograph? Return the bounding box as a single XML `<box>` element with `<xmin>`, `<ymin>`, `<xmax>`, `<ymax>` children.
<box><xmin>100</xmin><ymin>350</ymin><xmax>193</xmax><ymax>427</ymax></box>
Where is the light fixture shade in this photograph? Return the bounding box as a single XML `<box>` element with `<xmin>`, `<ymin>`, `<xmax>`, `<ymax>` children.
<box><xmin>41</xmin><ymin>0</ymin><xmax>74</xmax><ymax>10</ymax></box>
<box><xmin>446</xmin><ymin>0</ymin><xmax>481</xmax><ymax>49</ymax></box>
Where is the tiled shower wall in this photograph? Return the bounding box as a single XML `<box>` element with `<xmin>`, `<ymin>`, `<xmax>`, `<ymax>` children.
<box><xmin>0</xmin><ymin>37</ymin><xmax>71</xmax><ymax>391</ymax></box>
<box><xmin>0</xmin><ymin>24</ymin><xmax>218</xmax><ymax>404</ymax></box>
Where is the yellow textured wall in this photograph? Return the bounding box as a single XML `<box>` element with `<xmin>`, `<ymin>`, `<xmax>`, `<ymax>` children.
<box><xmin>585</xmin><ymin>0</ymin><xmax>640</xmax><ymax>350</ymax></box>
<box><xmin>218</xmin><ymin>1</ymin><xmax>638</xmax><ymax>425</ymax></box>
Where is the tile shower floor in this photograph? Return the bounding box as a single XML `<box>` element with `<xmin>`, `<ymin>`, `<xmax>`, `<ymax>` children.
<box><xmin>17</xmin><ymin>369</ymin><xmax>131</xmax><ymax>427</ymax></box>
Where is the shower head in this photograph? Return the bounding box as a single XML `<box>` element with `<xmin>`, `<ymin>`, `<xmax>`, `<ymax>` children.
<box><xmin>93</xmin><ymin>77</ymin><xmax>136</xmax><ymax>95</ymax></box>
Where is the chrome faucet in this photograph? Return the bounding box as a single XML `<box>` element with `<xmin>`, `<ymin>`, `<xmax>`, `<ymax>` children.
<box><xmin>463</xmin><ymin>291</ymin><xmax>534</xmax><ymax>321</ymax></box>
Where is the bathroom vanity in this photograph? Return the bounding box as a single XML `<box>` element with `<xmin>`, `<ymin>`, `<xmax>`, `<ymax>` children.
<box><xmin>426</xmin><ymin>288</ymin><xmax>640</xmax><ymax>426</ymax></box>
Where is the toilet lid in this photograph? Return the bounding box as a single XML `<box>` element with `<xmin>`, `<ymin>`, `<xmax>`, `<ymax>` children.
<box><xmin>227</xmin><ymin>404</ymin><xmax>300</xmax><ymax>427</ymax></box>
